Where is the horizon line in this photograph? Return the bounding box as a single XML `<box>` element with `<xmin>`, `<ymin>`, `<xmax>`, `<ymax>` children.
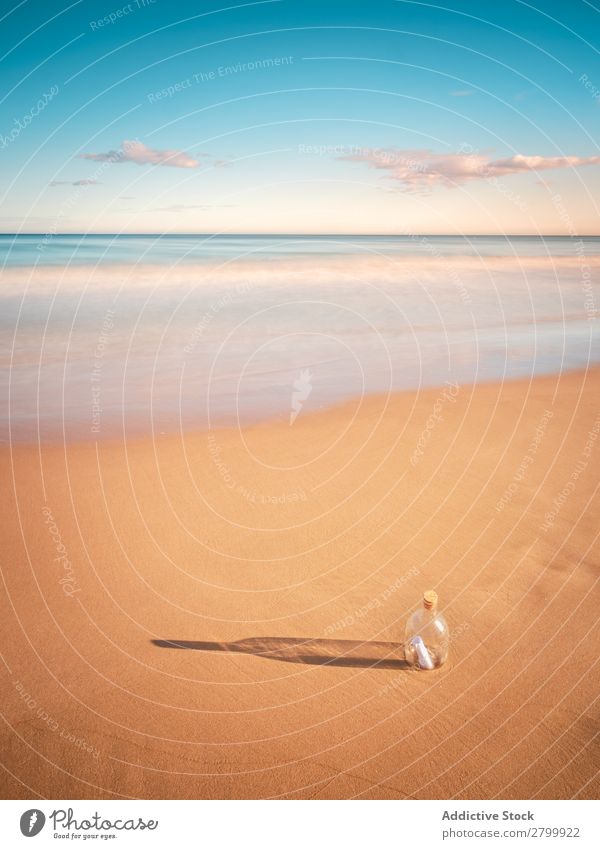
<box><xmin>1</xmin><ymin>232</ymin><xmax>599</xmax><ymax>238</ymax></box>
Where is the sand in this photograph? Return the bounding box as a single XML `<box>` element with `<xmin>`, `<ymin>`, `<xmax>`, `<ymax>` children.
<box><xmin>1</xmin><ymin>369</ymin><xmax>599</xmax><ymax>800</ymax></box>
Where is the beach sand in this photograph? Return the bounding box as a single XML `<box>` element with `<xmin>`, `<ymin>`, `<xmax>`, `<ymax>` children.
<box><xmin>1</xmin><ymin>369</ymin><xmax>599</xmax><ymax>800</ymax></box>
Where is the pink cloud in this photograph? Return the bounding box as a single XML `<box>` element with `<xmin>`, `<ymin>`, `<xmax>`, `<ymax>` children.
<box><xmin>338</xmin><ymin>148</ymin><xmax>600</xmax><ymax>191</ymax></box>
<box><xmin>79</xmin><ymin>139</ymin><xmax>200</xmax><ymax>169</ymax></box>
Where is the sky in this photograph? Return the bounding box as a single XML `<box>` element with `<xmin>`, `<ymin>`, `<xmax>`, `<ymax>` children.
<box><xmin>0</xmin><ymin>0</ymin><xmax>599</xmax><ymax>234</ymax></box>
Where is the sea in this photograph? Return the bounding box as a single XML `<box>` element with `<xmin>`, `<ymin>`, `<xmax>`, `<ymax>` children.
<box><xmin>1</xmin><ymin>233</ymin><xmax>598</xmax><ymax>440</ymax></box>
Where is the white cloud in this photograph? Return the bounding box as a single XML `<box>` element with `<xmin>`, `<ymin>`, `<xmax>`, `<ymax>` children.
<box><xmin>79</xmin><ymin>139</ymin><xmax>200</xmax><ymax>169</ymax></box>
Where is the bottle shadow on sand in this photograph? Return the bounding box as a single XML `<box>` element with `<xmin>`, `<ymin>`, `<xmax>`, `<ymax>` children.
<box><xmin>151</xmin><ymin>636</ymin><xmax>408</xmax><ymax>670</ymax></box>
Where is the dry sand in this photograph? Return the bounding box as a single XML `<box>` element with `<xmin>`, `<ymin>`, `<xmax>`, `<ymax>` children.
<box><xmin>1</xmin><ymin>369</ymin><xmax>599</xmax><ymax>799</ymax></box>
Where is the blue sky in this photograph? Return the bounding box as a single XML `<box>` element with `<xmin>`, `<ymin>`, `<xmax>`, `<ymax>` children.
<box><xmin>1</xmin><ymin>0</ymin><xmax>599</xmax><ymax>233</ymax></box>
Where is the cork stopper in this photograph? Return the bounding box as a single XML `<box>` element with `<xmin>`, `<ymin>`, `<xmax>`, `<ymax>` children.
<box><xmin>423</xmin><ymin>590</ymin><xmax>438</xmax><ymax>611</ymax></box>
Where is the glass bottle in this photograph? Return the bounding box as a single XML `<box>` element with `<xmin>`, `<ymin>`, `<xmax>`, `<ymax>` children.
<box><xmin>404</xmin><ymin>590</ymin><xmax>449</xmax><ymax>669</ymax></box>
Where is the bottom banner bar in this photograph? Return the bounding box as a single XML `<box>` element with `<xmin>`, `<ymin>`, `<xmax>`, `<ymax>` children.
<box><xmin>0</xmin><ymin>800</ymin><xmax>597</xmax><ymax>848</ymax></box>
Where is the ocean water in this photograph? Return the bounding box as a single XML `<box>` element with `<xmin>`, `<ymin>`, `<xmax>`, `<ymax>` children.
<box><xmin>1</xmin><ymin>234</ymin><xmax>598</xmax><ymax>441</ymax></box>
